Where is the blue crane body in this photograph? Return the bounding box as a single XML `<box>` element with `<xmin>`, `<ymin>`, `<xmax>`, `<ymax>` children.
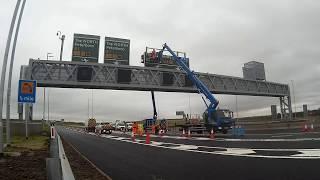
<box><xmin>158</xmin><ymin>43</ymin><xmax>234</xmax><ymax>133</ymax></box>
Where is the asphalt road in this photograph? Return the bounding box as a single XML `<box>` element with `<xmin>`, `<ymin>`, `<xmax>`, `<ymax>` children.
<box><xmin>57</xmin><ymin>127</ymin><xmax>320</xmax><ymax>180</ymax></box>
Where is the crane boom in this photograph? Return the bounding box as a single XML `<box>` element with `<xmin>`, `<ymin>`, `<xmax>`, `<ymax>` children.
<box><xmin>158</xmin><ymin>43</ymin><xmax>220</xmax><ymax>126</ymax></box>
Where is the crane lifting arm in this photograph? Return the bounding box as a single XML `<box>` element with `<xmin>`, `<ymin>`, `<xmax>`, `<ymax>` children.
<box><xmin>158</xmin><ymin>43</ymin><xmax>220</xmax><ymax>124</ymax></box>
<box><xmin>151</xmin><ymin>90</ymin><xmax>157</xmax><ymax>120</ymax></box>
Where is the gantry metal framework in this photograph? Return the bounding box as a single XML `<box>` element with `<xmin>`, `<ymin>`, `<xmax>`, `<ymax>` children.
<box><xmin>21</xmin><ymin>59</ymin><xmax>292</xmax><ymax>120</ymax></box>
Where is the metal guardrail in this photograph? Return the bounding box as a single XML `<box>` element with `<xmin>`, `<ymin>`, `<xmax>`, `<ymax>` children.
<box><xmin>57</xmin><ymin>134</ymin><xmax>75</xmax><ymax>180</ymax></box>
<box><xmin>46</xmin><ymin>128</ymin><xmax>75</xmax><ymax>180</ymax></box>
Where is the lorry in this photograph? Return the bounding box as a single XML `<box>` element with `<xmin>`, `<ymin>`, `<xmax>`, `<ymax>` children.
<box><xmin>85</xmin><ymin>118</ymin><xmax>96</xmax><ymax>132</ymax></box>
<box><xmin>113</xmin><ymin>120</ymin><xmax>130</xmax><ymax>131</ymax></box>
<box><xmin>96</xmin><ymin>122</ymin><xmax>113</xmax><ymax>134</ymax></box>
<box><xmin>179</xmin><ymin>109</ymin><xmax>234</xmax><ymax>134</ymax></box>
<box><xmin>126</xmin><ymin>122</ymin><xmax>134</xmax><ymax>131</ymax></box>
<box><xmin>157</xmin><ymin>44</ymin><xmax>235</xmax><ymax>134</ymax></box>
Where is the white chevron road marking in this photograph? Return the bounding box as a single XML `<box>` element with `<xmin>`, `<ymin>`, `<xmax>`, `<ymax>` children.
<box><xmin>69</xmin><ymin>128</ymin><xmax>320</xmax><ymax>159</ymax></box>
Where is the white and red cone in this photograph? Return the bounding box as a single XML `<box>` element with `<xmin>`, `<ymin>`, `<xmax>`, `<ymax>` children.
<box><xmin>310</xmin><ymin>124</ymin><xmax>314</xmax><ymax>131</ymax></box>
<box><xmin>131</xmin><ymin>131</ymin><xmax>135</xmax><ymax>142</ymax></box>
<box><xmin>145</xmin><ymin>132</ymin><xmax>150</xmax><ymax>144</ymax></box>
<box><xmin>210</xmin><ymin>129</ymin><xmax>215</xmax><ymax>139</ymax></box>
<box><xmin>302</xmin><ymin>124</ymin><xmax>308</xmax><ymax>132</ymax></box>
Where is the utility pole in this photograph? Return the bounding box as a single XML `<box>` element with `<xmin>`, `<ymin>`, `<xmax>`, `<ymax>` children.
<box><xmin>57</xmin><ymin>31</ymin><xmax>65</xmax><ymax>80</ymax></box>
<box><xmin>235</xmin><ymin>95</ymin><xmax>239</xmax><ymax>125</ymax></box>
<box><xmin>6</xmin><ymin>0</ymin><xmax>26</xmax><ymax>145</ymax></box>
<box><xmin>0</xmin><ymin>0</ymin><xmax>21</xmax><ymax>154</ymax></box>
<box><xmin>91</xmin><ymin>89</ymin><xmax>94</xmax><ymax>119</ymax></box>
<box><xmin>47</xmin><ymin>89</ymin><xmax>50</xmax><ymax>123</ymax></box>
<box><xmin>188</xmin><ymin>94</ymin><xmax>191</xmax><ymax>119</ymax></box>
<box><xmin>291</xmin><ymin>80</ymin><xmax>297</xmax><ymax>119</ymax></box>
<box><xmin>87</xmin><ymin>97</ymin><xmax>89</xmax><ymax>119</ymax></box>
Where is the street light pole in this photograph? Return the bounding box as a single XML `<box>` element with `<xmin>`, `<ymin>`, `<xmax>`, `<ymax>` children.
<box><xmin>57</xmin><ymin>31</ymin><xmax>65</xmax><ymax>80</ymax></box>
<box><xmin>235</xmin><ymin>95</ymin><xmax>239</xmax><ymax>125</ymax></box>
<box><xmin>43</xmin><ymin>53</ymin><xmax>53</xmax><ymax>125</ymax></box>
<box><xmin>5</xmin><ymin>0</ymin><xmax>26</xmax><ymax>145</ymax></box>
<box><xmin>291</xmin><ymin>80</ymin><xmax>297</xmax><ymax>119</ymax></box>
<box><xmin>47</xmin><ymin>89</ymin><xmax>50</xmax><ymax>123</ymax></box>
<box><xmin>56</xmin><ymin>31</ymin><xmax>65</xmax><ymax>61</ymax></box>
<box><xmin>91</xmin><ymin>89</ymin><xmax>93</xmax><ymax>119</ymax></box>
<box><xmin>87</xmin><ymin>97</ymin><xmax>89</xmax><ymax>119</ymax></box>
<box><xmin>0</xmin><ymin>0</ymin><xmax>22</xmax><ymax>154</ymax></box>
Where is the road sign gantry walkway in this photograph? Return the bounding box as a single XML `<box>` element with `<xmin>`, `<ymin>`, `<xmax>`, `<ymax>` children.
<box><xmin>21</xmin><ymin>59</ymin><xmax>292</xmax><ymax>119</ymax></box>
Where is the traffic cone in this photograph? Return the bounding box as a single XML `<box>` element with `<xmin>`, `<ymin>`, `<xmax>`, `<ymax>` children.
<box><xmin>152</xmin><ymin>125</ymin><xmax>156</xmax><ymax>134</ymax></box>
<box><xmin>188</xmin><ymin>129</ymin><xmax>191</xmax><ymax>138</ymax></box>
<box><xmin>310</xmin><ymin>124</ymin><xmax>314</xmax><ymax>131</ymax></box>
<box><xmin>131</xmin><ymin>131</ymin><xmax>135</xmax><ymax>142</ymax></box>
<box><xmin>302</xmin><ymin>124</ymin><xmax>308</xmax><ymax>132</ymax></box>
<box><xmin>159</xmin><ymin>130</ymin><xmax>164</xmax><ymax>138</ymax></box>
<box><xmin>210</xmin><ymin>129</ymin><xmax>215</xmax><ymax>139</ymax></box>
<box><xmin>182</xmin><ymin>129</ymin><xmax>185</xmax><ymax>137</ymax></box>
<box><xmin>145</xmin><ymin>132</ymin><xmax>150</xmax><ymax>144</ymax></box>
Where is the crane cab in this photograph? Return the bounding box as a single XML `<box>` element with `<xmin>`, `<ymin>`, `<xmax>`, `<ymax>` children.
<box><xmin>203</xmin><ymin>109</ymin><xmax>235</xmax><ymax>134</ymax></box>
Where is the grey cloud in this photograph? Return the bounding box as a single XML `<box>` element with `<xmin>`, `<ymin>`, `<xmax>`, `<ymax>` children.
<box><xmin>1</xmin><ymin>0</ymin><xmax>319</xmax><ymax>122</ymax></box>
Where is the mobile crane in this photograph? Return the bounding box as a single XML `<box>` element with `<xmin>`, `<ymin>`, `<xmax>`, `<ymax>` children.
<box><xmin>158</xmin><ymin>43</ymin><xmax>234</xmax><ymax>133</ymax></box>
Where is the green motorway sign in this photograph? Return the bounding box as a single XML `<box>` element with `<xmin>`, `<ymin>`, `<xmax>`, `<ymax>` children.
<box><xmin>104</xmin><ymin>37</ymin><xmax>130</xmax><ymax>65</ymax></box>
<box><xmin>72</xmin><ymin>33</ymin><xmax>100</xmax><ymax>63</ymax></box>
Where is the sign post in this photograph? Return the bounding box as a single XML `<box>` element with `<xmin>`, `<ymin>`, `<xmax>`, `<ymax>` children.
<box><xmin>18</xmin><ymin>80</ymin><xmax>36</xmax><ymax>139</ymax></box>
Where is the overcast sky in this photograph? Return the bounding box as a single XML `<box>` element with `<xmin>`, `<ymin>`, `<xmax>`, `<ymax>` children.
<box><xmin>1</xmin><ymin>0</ymin><xmax>319</xmax><ymax>122</ymax></box>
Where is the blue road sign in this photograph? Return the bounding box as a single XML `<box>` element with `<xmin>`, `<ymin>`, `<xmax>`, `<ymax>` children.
<box><xmin>18</xmin><ymin>80</ymin><xmax>36</xmax><ymax>103</ymax></box>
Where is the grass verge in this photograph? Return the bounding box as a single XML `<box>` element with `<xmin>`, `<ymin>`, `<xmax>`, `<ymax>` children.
<box><xmin>5</xmin><ymin>135</ymin><xmax>49</xmax><ymax>152</ymax></box>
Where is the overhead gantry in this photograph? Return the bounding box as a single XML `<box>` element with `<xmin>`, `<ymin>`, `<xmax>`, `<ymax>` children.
<box><xmin>19</xmin><ymin>59</ymin><xmax>292</xmax><ymax>121</ymax></box>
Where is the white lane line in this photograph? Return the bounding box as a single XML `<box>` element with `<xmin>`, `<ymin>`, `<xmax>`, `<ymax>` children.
<box><xmin>271</xmin><ymin>134</ymin><xmax>293</xmax><ymax>138</ymax></box>
<box><xmin>246</xmin><ymin>131</ymin><xmax>320</xmax><ymax>136</ymax></box>
<box><xmin>220</xmin><ymin>138</ymin><xmax>320</xmax><ymax>142</ymax></box>
<box><xmin>73</xmin><ymin>128</ymin><xmax>320</xmax><ymax>142</ymax></box>
<box><xmin>97</xmin><ymin>134</ymin><xmax>320</xmax><ymax>159</ymax></box>
<box><xmin>292</xmin><ymin>150</ymin><xmax>320</xmax><ymax>157</ymax></box>
<box><xmin>151</xmin><ymin>141</ymin><xmax>164</xmax><ymax>146</ymax></box>
<box><xmin>68</xmin><ymin>128</ymin><xmax>320</xmax><ymax>159</ymax></box>
<box><xmin>112</xmin><ymin>137</ymin><xmax>127</xmax><ymax>140</ymax></box>
<box><xmin>131</xmin><ymin>133</ymin><xmax>320</xmax><ymax>142</ymax></box>
<box><xmin>171</xmin><ymin>145</ymin><xmax>198</xmax><ymax>150</ymax></box>
<box><xmin>101</xmin><ymin>135</ymin><xmax>117</xmax><ymax>138</ymax></box>
<box><xmin>68</xmin><ymin>127</ymin><xmax>320</xmax><ymax>142</ymax></box>
<box><xmin>155</xmin><ymin>135</ymin><xmax>320</xmax><ymax>142</ymax></box>
<box><xmin>219</xmin><ymin>148</ymin><xmax>256</xmax><ymax>155</ymax></box>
